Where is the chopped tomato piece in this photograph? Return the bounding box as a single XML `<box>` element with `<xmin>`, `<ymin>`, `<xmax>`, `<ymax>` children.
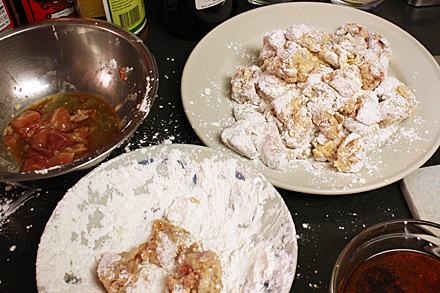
<box><xmin>118</xmin><ymin>67</ymin><xmax>128</xmax><ymax>81</ymax></box>
<box><xmin>3</xmin><ymin>92</ymin><xmax>121</xmax><ymax>172</ymax></box>
<box><xmin>70</xmin><ymin>109</ymin><xmax>95</xmax><ymax>123</ymax></box>
<box><xmin>10</xmin><ymin>110</ymin><xmax>43</xmax><ymax>139</ymax></box>
<box><xmin>68</xmin><ymin>126</ymin><xmax>90</xmax><ymax>143</ymax></box>
<box><xmin>21</xmin><ymin>149</ymin><xmax>75</xmax><ymax>172</ymax></box>
<box><xmin>64</xmin><ymin>144</ymin><xmax>88</xmax><ymax>154</ymax></box>
<box><xmin>50</xmin><ymin>107</ymin><xmax>73</xmax><ymax>132</ymax></box>
<box><xmin>28</xmin><ymin>128</ymin><xmax>50</xmax><ymax>149</ymax></box>
<box><xmin>10</xmin><ymin>110</ymin><xmax>42</xmax><ymax>129</ymax></box>
<box><xmin>21</xmin><ymin>148</ymin><xmax>49</xmax><ymax>172</ymax></box>
<box><xmin>3</xmin><ymin>135</ymin><xmax>17</xmax><ymax>148</ymax></box>
<box><xmin>46</xmin><ymin>151</ymin><xmax>75</xmax><ymax>168</ymax></box>
<box><xmin>47</xmin><ymin>129</ymin><xmax>73</xmax><ymax>151</ymax></box>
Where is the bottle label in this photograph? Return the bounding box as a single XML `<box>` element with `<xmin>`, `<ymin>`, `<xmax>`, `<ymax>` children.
<box><xmin>0</xmin><ymin>0</ymin><xmax>14</xmax><ymax>32</ymax></box>
<box><xmin>195</xmin><ymin>0</ymin><xmax>226</xmax><ymax>10</ymax></box>
<box><xmin>20</xmin><ymin>0</ymin><xmax>77</xmax><ymax>22</ymax></box>
<box><xmin>102</xmin><ymin>0</ymin><xmax>147</xmax><ymax>35</ymax></box>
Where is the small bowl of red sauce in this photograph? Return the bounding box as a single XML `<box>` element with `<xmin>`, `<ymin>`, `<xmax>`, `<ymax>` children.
<box><xmin>0</xmin><ymin>18</ymin><xmax>158</xmax><ymax>182</ymax></box>
<box><xmin>330</xmin><ymin>219</ymin><xmax>440</xmax><ymax>293</ymax></box>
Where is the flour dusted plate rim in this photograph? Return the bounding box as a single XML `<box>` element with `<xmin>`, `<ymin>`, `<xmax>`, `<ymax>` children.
<box><xmin>36</xmin><ymin>144</ymin><xmax>297</xmax><ymax>292</ymax></box>
<box><xmin>181</xmin><ymin>2</ymin><xmax>440</xmax><ymax>195</ymax></box>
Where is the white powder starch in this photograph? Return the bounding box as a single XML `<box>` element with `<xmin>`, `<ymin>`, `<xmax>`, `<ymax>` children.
<box><xmin>36</xmin><ymin>144</ymin><xmax>297</xmax><ymax>293</ymax></box>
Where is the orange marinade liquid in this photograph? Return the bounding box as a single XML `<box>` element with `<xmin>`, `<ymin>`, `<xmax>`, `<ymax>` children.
<box><xmin>339</xmin><ymin>250</ymin><xmax>440</xmax><ymax>293</ymax></box>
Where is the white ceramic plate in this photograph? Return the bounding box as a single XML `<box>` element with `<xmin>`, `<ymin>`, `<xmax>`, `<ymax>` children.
<box><xmin>36</xmin><ymin>144</ymin><xmax>297</xmax><ymax>292</ymax></box>
<box><xmin>181</xmin><ymin>2</ymin><xmax>440</xmax><ymax>195</ymax></box>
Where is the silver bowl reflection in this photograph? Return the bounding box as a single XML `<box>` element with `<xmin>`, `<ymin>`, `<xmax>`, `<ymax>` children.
<box><xmin>0</xmin><ymin>18</ymin><xmax>158</xmax><ymax>182</ymax></box>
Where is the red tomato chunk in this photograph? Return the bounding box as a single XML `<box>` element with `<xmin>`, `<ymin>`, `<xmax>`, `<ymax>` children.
<box><xmin>3</xmin><ymin>92</ymin><xmax>120</xmax><ymax>172</ymax></box>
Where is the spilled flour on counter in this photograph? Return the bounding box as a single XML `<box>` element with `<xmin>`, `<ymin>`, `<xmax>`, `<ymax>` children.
<box><xmin>0</xmin><ymin>184</ymin><xmax>41</xmax><ymax>230</ymax></box>
<box><xmin>36</xmin><ymin>145</ymin><xmax>297</xmax><ymax>293</ymax></box>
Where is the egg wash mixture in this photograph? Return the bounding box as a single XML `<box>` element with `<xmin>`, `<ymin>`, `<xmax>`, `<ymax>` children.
<box><xmin>3</xmin><ymin>92</ymin><xmax>121</xmax><ymax>172</ymax></box>
<box><xmin>36</xmin><ymin>146</ymin><xmax>297</xmax><ymax>293</ymax></box>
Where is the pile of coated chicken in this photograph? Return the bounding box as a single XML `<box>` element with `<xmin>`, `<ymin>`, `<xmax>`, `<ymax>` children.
<box><xmin>222</xmin><ymin>23</ymin><xmax>417</xmax><ymax>173</ymax></box>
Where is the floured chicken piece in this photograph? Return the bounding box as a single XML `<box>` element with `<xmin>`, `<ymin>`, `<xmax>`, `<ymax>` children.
<box><xmin>285</xmin><ymin>24</ymin><xmax>331</xmax><ymax>53</ymax></box>
<box><xmin>272</xmin><ymin>93</ymin><xmax>316</xmax><ymax>151</ymax></box>
<box><xmin>143</xmin><ymin>219</ymin><xmax>197</xmax><ymax>271</ymax></box>
<box><xmin>264</xmin><ymin>48</ymin><xmax>323</xmax><ymax>83</ymax></box>
<box><xmin>222</xmin><ymin>22</ymin><xmax>417</xmax><ymax>173</ymax></box>
<box><xmin>375</xmin><ymin>76</ymin><xmax>417</xmax><ymax>127</ymax></box>
<box><xmin>97</xmin><ymin>219</ymin><xmax>222</xmax><ymax>293</ymax></box>
<box><xmin>231</xmin><ymin>65</ymin><xmax>262</xmax><ymax>106</ymax></box>
<box><xmin>331</xmin><ymin>23</ymin><xmax>392</xmax><ymax>90</ymax></box>
<box><xmin>167</xmin><ymin>250</ymin><xmax>222</xmax><ymax>293</ymax></box>
<box><xmin>221</xmin><ymin>105</ymin><xmax>290</xmax><ymax>170</ymax></box>
<box><xmin>97</xmin><ymin>242</ymin><xmax>148</xmax><ymax>293</ymax></box>
<box><xmin>312</xmin><ymin>133</ymin><xmax>340</xmax><ymax>162</ymax></box>
<box><xmin>333</xmin><ymin>133</ymin><xmax>366</xmax><ymax>172</ymax></box>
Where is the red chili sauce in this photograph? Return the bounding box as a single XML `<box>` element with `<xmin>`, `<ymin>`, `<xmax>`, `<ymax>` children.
<box><xmin>3</xmin><ymin>92</ymin><xmax>121</xmax><ymax>172</ymax></box>
<box><xmin>338</xmin><ymin>249</ymin><xmax>440</xmax><ymax>293</ymax></box>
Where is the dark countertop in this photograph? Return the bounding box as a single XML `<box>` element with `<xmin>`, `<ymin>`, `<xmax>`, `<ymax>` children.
<box><xmin>1</xmin><ymin>0</ymin><xmax>439</xmax><ymax>292</ymax></box>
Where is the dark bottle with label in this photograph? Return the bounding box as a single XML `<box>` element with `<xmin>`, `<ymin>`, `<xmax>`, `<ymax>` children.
<box><xmin>162</xmin><ymin>0</ymin><xmax>237</xmax><ymax>41</ymax></box>
<box><xmin>1</xmin><ymin>0</ymin><xmax>19</xmax><ymax>32</ymax></box>
<box><xmin>10</xmin><ymin>0</ymin><xmax>77</xmax><ymax>23</ymax></box>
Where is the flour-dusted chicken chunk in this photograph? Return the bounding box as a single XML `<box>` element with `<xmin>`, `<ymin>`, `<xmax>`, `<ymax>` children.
<box><xmin>303</xmin><ymin>81</ymin><xmax>341</xmax><ymax>107</ymax></box>
<box><xmin>264</xmin><ymin>47</ymin><xmax>322</xmax><ymax>83</ymax></box>
<box><xmin>357</xmin><ymin>49</ymin><xmax>389</xmax><ymax>90</ymax></box>
<box><xmin>233</xmin><ymin>103</ymin><xmax>267</xmax><ymax>123</ymax></box>
<box><xmin>320</xmin><ymin>25</ymin><xmax>368</xmax><ymax>68</ymax></box>
<box><xmin>98</xmin><ymin>220</ymin><xmax>223</xmax><ymax>293</ymax></box>
<box><xmin>167</xmin><ymin>250</ymin><xmax>222</xmax><ymax>293</ymax></box>
<box><xmin>376</xmin><ymin>76</ymin><xmax>417</xmax><ymax>106</ymax></box>
<box><xmin>344</xmin><ymin>117</ymin><xmax>379</xmax><ymax>138</ymax></box>
<box><xmin>143</xmin><ymin>219</ymin><xmax>197</xmax><ymax>271</ymax></box>
<box><xmin>259</xmin><ymin>122</ymin><xmax>291</xmax><ymax>170</ymax></box>
<box><xmin>257</xmin><ymin>71</ymin><xmax>299</xmax><ymax>102</ymax></box>
<box><xmin>231</xmin><ymin>65</ymin><xmax>262</xmax><ymax>105</ymax></box>
<box><xmin>260</xmin><ymin>29</ymin><xmax>287</xmax><ymax>60</ymax></box>
<box><xmin>376</xmin><ymin>76</ymin><xmax>417</xmax><ymax>127</ymax></box>
<box><xmin>318</xmin><ymin>22</ymin><xmax>391</xmax><ymax>90</ymax></box>
<box><xmin>353</xmin><ymin>90</ymin><xmax>381</xmax><ymax>126</ymax></box>
<box><xmin>304</xmin><ymin>82</ymin><xmax>346</xmax><ymax>140</ymax></box>
<box><xmin>309</xmin><ymin>106</ymin><xmax>345</xmax><ymax>141</ymax></box>
<box><xmin>222</xmin><ymin>22</ymin><xmax>417</xmax><ymax>173</ymax></box>
<box><xmin>312</xmin><ymin>132</ymin><xmax>342</xmax><ymax>162</ymax></box>
<box><xmin>285</xmin><ymin>24</ymin><xmax>331</xmax><ymax>53</ymax></box>
<box><xmin>296</xmin><ymin>63</ymin><xmax>334</xmax><ymax>91</ymax></box>
<box><xmin>366</xmin><ymin>31</ymin><xmax>392</xmax><ymax>74</ymax></box>
<box><xmin>336</xmin><ymin>23</ymin><xmax>392</xmax><ymax>90</ymax></box>
<box><xmin>323</xmin><ymin>64</ymin><xmax>363</xmax><ymax>98</ymax></box>
<box><xmin>97</xmin><ymin>220</ymin><xmax>196</xmax><ymax>293</ymax></box>
<box><xmin>221</xmin><ymin>117</ymin><xmax>290</xmax><ymax>169</ymax></box>
<box><xmin>271</xmin><ymin>93</ymin><xmax>315</xmax><ymax>150</ymax></box>
<box><xmin>221</xmin><ymin>119</ymin><xmax>261</xmax><ymax>160</ymax></box>
<box><xmin>97</xmin><ymin>243</ymin><xmax>148</xmax><ymax>293</ymax></box>
<box><xmin>379</xmin><ymin>96</ymin><xmax>414</xmax><ymax>127</ymax></box>
<box><xmin>333</xmin><ymin>133</ymin><xmax>366</xmax><ymax>172</ymax></box>
<box><xmin>338</xmin><ymin>90</ymin><xmax>381</xmax><ymax>127</ymax></box>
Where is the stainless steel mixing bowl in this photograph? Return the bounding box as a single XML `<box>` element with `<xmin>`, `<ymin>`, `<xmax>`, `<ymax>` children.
<box><xmin>0</xmin><ymin>18</ymin><xmax>158</xmax><ymax>182</ymax></box>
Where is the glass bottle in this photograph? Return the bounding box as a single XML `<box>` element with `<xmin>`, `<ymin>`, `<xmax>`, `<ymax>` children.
<box><xmin>75</xmin><ymin>0</ymin><xmax>106</xmax><ymax>20</ymax></box>
<box><xmin>0</xmin><ymin>0</ymin><xmax>18</xmax><ymax>32</ymax></box>
<box><xmin>162</xmin><ymin>0</ymin><xmax>237</xmax><ymax>41</ymax></box>
<box><xmin>76</xmin><ymin>0</ymin><xmax>148</xmax><ymax>40</ymax></box>
<box><xmin>102</xmin><ymin>0</ymin><xmax>148</xmax><ymax>39</ymax></box>
<box><xmin>15</xmin><ymin>0</ymin><xmax>77</xmax><ymax>23</ymax></box>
